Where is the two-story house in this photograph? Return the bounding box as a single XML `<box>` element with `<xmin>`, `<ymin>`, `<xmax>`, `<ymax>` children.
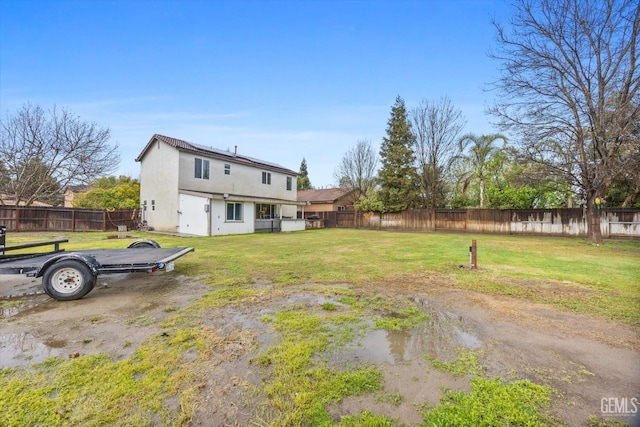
<box><xmin>135</xmin><ymin>134</ymin><xmax>306</xmax><ymax>236</ymax></box>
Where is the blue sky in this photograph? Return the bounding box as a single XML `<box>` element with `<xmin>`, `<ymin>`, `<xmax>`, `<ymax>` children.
<box><xmin>1</xmin><ymin>0</ymin><xmax>510</xmax><ymax>188</ymax></box>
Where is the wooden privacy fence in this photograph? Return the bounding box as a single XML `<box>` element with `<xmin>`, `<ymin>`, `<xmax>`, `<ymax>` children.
<box><xmin>312</xmin><ymin>208</ymin><xmax>640</xmax><ymax>238</ymax></box>
<box><xmin>0</xmin><ymin>206</ymin><xmax>138</xmax><ymax>232</ymax></box>
<box><xmin>3</xmin><ymin>205</ymin><xmax>638</xmax><ymax>237</ymax></box>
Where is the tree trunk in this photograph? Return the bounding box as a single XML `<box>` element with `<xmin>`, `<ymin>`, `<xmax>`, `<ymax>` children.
<box><xmin>585</xmin><ymin>194</ymin><xmax>603</xmax><ymax>244</ymax></box>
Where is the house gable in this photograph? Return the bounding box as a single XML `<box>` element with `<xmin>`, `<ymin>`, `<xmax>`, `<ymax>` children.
<box><xmin>136</xmin><ymin>134</ymin><xmax>298</xmax><ymax>177</ymax></box>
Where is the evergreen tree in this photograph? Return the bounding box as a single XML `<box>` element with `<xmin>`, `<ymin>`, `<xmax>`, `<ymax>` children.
<box><xmin>378</xmin><ymin>96</ymin><xmax>421</xmax><ymax>211</ymax></box>
<box><xmin>297</xmin><ymin>158</ymin><xmax>312</xmax><ymax>191</ymax></box>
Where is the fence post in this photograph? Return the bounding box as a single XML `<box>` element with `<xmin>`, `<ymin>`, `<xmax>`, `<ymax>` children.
<box><xmin>0</xmin><ymin>225</ymin><xmax>5</xmax><ymax>255</ymax></box>
<box><xmin>469</xmin><ymin>239</ymin><xmax>477</xmax><ymax>269</ymax></box>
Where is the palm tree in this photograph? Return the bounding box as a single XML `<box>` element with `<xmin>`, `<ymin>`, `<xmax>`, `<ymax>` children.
<box><xmin>456</xmin><ymin>133</ymin><xmax>507</xmax><ymax>208</ymax></box>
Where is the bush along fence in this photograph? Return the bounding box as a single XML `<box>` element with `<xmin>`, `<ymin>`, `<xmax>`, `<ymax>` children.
<box><xmin>308</xmin><ymin>208</ymin><xmax>640</xmax><ymax>238</ymax></box>
<box><xmin>0</xmin><ymin>206</ymin><xmax>139</xmax><ymax>232</ymax></box>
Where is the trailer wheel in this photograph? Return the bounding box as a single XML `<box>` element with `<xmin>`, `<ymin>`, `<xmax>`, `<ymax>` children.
<box><xmin>42</xmin><ymin>260</ymin><xmax>97</xmax><ymax>301</ymax></box>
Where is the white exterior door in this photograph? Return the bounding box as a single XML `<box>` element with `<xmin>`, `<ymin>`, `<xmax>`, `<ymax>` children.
<box><xmin>178</xmin><ymin>193</ymin><xmax>210</xmax><ymax>236</ymax></box>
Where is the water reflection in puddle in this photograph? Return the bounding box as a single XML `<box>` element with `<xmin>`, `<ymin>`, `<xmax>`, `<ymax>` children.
<box><xmin>1</xmin><ymin>293</ymin><xmax>51</xmax><ymax>319</ymax></box>
<box><xmin>0</xmin><ymin>332</ymin><xmax>63</xmax><ymax>368</ymax></box>
<box><xmin>335</xmin><ymin>296</ymin><xmax>481</xmax><ymax>364</ymax></box>
<box><xmin>2</xmin><ymin>299</ymin><xmax>42</xmax><ymax>318</ymax></box>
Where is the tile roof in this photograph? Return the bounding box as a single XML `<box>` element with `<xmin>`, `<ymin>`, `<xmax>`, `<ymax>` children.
<box><xmin>136</xmin><ymin>134</ymin><xmax>298</xmax><ymax>176</ymax></box>
<box><xmin>297</xmin><ymin>188</ymin><xmax>356</xmax><ymax>203</ymax></box>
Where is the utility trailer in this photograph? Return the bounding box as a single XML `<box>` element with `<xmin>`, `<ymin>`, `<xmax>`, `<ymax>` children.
<box><xmin>0</xmin><ymin>227</ymin><xmax>194</xmax><ymax>301</ymax></box>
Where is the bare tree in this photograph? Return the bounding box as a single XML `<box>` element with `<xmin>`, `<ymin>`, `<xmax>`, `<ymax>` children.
<box><xmin>333</xmin><ymin>139</ymin><xmax>378</xmax><ymax>203</ymax></box>
<box><xmin>0</xmin><ymin>103</ymin><xmax>120</xmax><ymax>206</ymax></box>
<box><xmin>489</xmin><ymin>0</ymin><xmax>640</xmax><ymax>244</ymax></box>
<box><xmin>411</xmin><ymin>97</ymin><xmax>466</xmax><ymax>208</ymax></box>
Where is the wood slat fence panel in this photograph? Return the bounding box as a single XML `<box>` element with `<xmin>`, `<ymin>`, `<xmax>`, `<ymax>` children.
<box><xmin>9</xmin><ymin>207</ymin><xmax>635</xmax><ymax>236</ymax></box>
<box><xmin>0</xmin><ymin>206</ymin><xmax>138</xmax><ymax>232</ymax></box>
<box><xmin>308</xmin><ymin>208</ymin><xmax>640</xmax><ymax>238</ymax></box>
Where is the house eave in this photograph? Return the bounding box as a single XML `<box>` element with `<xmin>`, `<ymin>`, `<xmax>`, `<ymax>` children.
<box><xmin>137</xmin><ymin>134</ymin><xmax>298</xmax><ymax>176</ymax></box>
<box><xmin>179</xmin><ymin>189</ymin><xmax>307</xmax><ymax>206</ymax></box>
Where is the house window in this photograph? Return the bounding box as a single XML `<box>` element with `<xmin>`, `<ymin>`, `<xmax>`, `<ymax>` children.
<box><xmin>256</xmin><ymin>203</ymin><xmax>276</xmax><ymax>219</ymax></box>
<box><xmin>224</xmin><ymin>164</ymin><xmax>231</xmax><ymax>175</ymax></box>
<box><xmin>226</xmin><ymin>202</ymin><xmax>243</xmax><ymax>221</ymax></box>
<box><xmin>262</xmin><ymin>171</ymin><xmax>271</xmax><ymax>185</ymax></box>
<box><xmin>338</xmin><ymin>205</ymin><xmax>345</xmax><ymax>212</ymax></box>
<box><xmin>286</xmin><ymin>176</ymin><xmax>292</xmax><ymax>191</ymax></box>
<box><xmin>151</xmin><ymin>200</ymin><xmax>155</xmax><ymax>211</ymax></box>
<box><xmin>195</xmin><ymin>158</ymin><xmax>210</xmax><ymax>179</ymax></box>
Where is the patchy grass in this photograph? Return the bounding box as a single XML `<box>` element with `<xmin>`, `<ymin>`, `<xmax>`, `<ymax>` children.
<box><xmin>254</xmin><ymin>308</ymin><xmax>384</xmax><ymax>425</ymax></box>
<box><xmin>374</xmin><ymin>306</ymin><xmax>430</xmax><ymax>331</ymax></box>
<box><xmin>338</xmin><ymin>411</ymin><xmax>397</xmax><ymax>426</ymax></box>
<box><xmin>125</xmin><ymin>315</ymin><xmax>156</xmax><ymax>327</ymax></box>
<box><xmin>66</xmin><ymin>228</ymin><xmax>638</xmax><ymax>325</ymax></box>
<box><xmin>6</xmin><ymin>230</ymin><xmax>639</xmax><ymax>321</ymax></box>
<box><xmin>426</xmin><ymin>348</ymin><xmax>485</xmax><ymax>378</ymax></box>
<box><xmin>1</xmin><ymin>229</ymin><xmax>638</xmax><ymax>425</ymax></box>
<box><xmin>586</xmin><ymin>416</ymin><xmax>630</xmax><ymax>427</ymax></box>
<box><xmin>0</xmin><ymin>327</ymin><xmax>212</xmax><ymax>426</ymax></box>
<box><xmin>422</xmin><ymin>377</ymin><xmax>562</xmax><ymax>426</ymax></box>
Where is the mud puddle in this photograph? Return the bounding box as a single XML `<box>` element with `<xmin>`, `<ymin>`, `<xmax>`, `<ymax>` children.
<box><xmin>0</xmin><ymin>273</ymin><xmax>209</xmax><ymax>370</ymax></box>
<box><xmin>0</xmin><ymin>332</ymin><xmax>64</xmax><ymax>368</ymax></box>
<box><xmin>333</xmin><ymin>296</ymin><xmax>481</xmax><ymax>365</ymax></box>
<box><xmin>1</xmin><ymin>294</ymin><xmax>51</xmax><ymax>318</ymax></box>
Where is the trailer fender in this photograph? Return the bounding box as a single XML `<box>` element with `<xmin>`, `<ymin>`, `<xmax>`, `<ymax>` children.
<box><xmin>127</xmin><ymin>239</ymin><xmax>161</xmax><ymax>249</ymax></box>
<box><xmin>35</xmin><ymin>253</ymin><xmax>101</xmax><ymax>278</ymax></box>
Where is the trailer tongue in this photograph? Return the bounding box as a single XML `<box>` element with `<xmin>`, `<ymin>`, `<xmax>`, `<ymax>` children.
<box><xmin>0</xmin><ymin>231</ymin><xmax>194</xmax><ymax>301</ymax></box>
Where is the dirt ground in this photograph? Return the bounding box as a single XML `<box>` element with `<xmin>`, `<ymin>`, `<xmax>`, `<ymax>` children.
<box><xmin>1</xmin><ymin>271</ymin><xmax>638</xmax><ymax>426</ymax></box>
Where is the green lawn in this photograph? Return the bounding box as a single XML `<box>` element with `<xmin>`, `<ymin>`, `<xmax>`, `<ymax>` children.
<box><xmin>1</xmin><ymin>229</ymin><xmax>638</xmax><ymax>426</ymax></box>
<box><xmin>54</xmin><ymin>228</ymin><xmax>636</xmax><ymax>324</ymax></box>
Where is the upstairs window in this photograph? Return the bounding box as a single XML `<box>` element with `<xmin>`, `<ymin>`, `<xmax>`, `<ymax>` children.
<box><xmin>195</xmin><ymin>158</ymin><xmax>210</xmax><ymax>179</ymax></box>
<box><xmin>224</xmin><ymin>164</ymin><xmax>231</xmax><ymax>175</ymax></box>
<box><xmin>286</xmin><ymin>176</ymin><xmax>292</xmax><ymax>191</ymax></box>
<box><xmin>262</xmin><ymin>171</ymin><xmax>271</xmax><ymax>185</ymax></box>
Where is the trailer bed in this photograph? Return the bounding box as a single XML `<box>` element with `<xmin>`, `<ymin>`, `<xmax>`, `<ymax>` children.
<box><xmin>0</xmin><ymin>247</ymin><xmax>194</xmax><ymax>276</ymax></box>
<box><xmin>0</xmin><ymin>231</ymin><xmax>194</xmax><ymax>300</ymax></box>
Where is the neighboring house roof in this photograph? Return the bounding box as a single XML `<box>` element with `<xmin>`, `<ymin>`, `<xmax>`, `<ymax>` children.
<box><xmin>136</xmin><ymin>134</ymin><xmax>298</xmax><ymax>176</ymax></box>
<box><xmin>64</xmin><ymin>185</ymin><xmax>88</xmax><ymax>208</ymax></box>
<box><xmin>297</xmin><ymin>188</ymin><xmax>357</xmax><ymax>204</ymax></box>
<box><xmin>0</xmin><ymin>198</ymin><xmax>53</xmax><ymax>207</ymax></box>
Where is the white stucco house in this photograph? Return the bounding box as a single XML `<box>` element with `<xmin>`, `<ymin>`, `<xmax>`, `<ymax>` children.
<box><xmin>135</xmin><ymin>134</ymin><xmax>306</xmax><ymax>236</ymax></box>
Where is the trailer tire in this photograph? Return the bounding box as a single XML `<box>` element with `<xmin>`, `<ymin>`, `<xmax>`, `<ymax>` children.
<box><xmin>42</xmin><ymin>260</ymin><xmax>97</xmax><ymax>301</ymax></box>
